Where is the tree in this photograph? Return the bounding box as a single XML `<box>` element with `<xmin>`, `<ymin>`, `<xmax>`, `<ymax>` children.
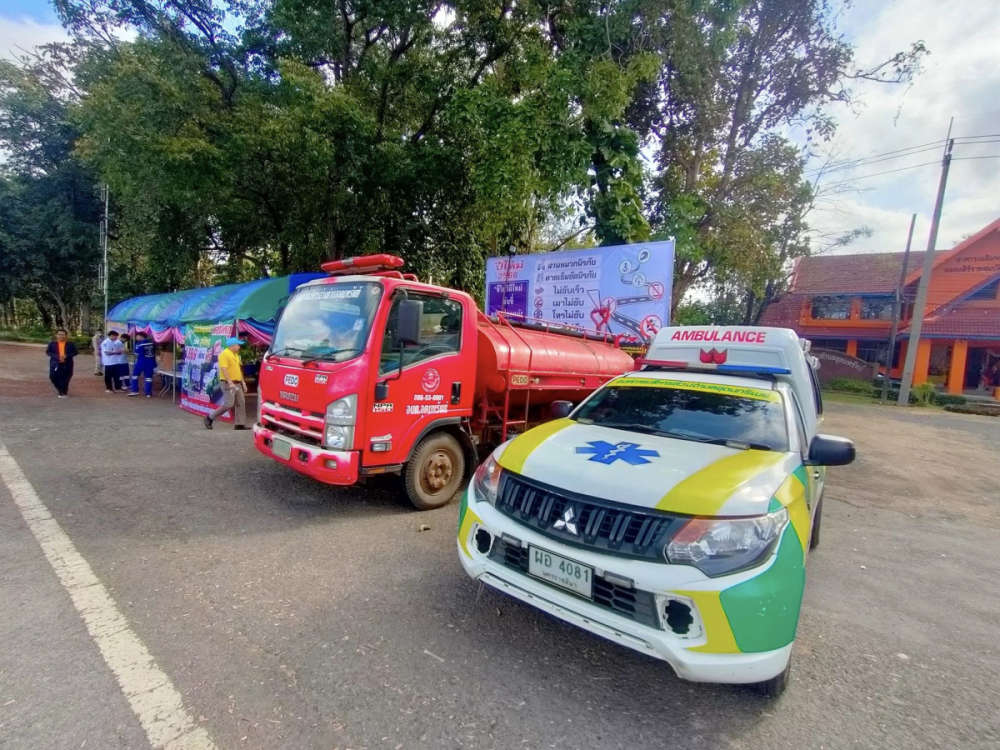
<box><xmin>640</xmin><ymin>0</ymin><xmax>924</xmax><ymax>313</ymax></box>
<box><xmin>0</xmin><ymin>50</ymin><xmax>102</xmax><ymax>330</ymax></box>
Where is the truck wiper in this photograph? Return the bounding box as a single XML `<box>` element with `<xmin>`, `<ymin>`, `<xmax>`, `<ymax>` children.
<box><xmin>300</xmin><ymin>347</ymin><xmax>360</xmax><ymax>366</ymax></box>
<box><xmin>267</xmin><ymin>347</ymin><xmax>302</xmax><ymax>359</ymax></box>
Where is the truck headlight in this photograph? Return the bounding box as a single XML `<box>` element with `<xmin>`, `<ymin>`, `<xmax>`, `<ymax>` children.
<box><xmin>472</xmin><ymin>455</ymin><xmax>503</xmax><ymax>506</ymax></box>
<box><xmin>666</xmin><ymin>507</ymin><xmax>788</xmax><ymax>577</ymax></box>
<box><xmin>325</xmin><ymin>394</ymin><xmax>357</xmax><ymax>425</ymax></box>
<box><xmin>323</xmin><ymin>424</ymin><xmax>354</xmax><ymax>450</ymax></box>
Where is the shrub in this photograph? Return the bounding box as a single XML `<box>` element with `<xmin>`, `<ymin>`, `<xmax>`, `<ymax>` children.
<box><xmin>944</xmin><ymin>403</ymin><xmax>1000</xmax><ymax>417</ymax></box>
<box><xmin>874</xmin><ymin>386</ymin><xmax>917</xmax><ymax>405</ymax></box>
<box><xmin>825</xmin><ymin>377</ymin><xmax>872</xmax><ymax>393</ymax></box>
<box><xmin>911</xmin><ymin>382</ymin><xmax>936</xmax><ymax>406</ymax></box>
<box><xmin>932</xmin><ymin>393</ymin><xmax>967</xmax><ymax>406</ymax></box>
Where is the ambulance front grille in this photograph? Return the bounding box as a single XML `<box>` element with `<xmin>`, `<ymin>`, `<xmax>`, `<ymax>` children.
<box><xmin>495</xmin><ymin>472</ymin><xmax>688</xmax><ymax>563</ymax></box>
<box><xmin>489</xmin><ymin>539</ymin><xmax>660</xmax><ymax>630</ymax></box>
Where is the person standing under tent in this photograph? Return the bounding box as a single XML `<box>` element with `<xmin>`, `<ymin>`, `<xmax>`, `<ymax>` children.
<box><xmin>91</xmin><ymin>329</ymin><xmax>104</xmax><ymax>376</ymax></box>
<box><xmin>203</xmin><ymin>337</ymin><xmax>249</xmax><ymax>430</ymax></box>
<box><xmin>128</xmin><ymin>331</ymin><xmax>157</xmax><ymax>397</ymax></box>
<box><xmin>101</xmin><ymin>331</ymin><xmax>125</xmax><ymax>393</ymax></box>
<box><xmin>116</xmin><ymin>333</ymin><xmax>132</xmax><ymax>391</ymax></box>
<box><xmin>46</xmin><ymin>328</ymin><xmax>78</xmax><ymax>398</ymax></box>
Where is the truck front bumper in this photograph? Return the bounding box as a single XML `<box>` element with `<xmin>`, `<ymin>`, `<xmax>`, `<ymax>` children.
<box><xmin>457</xmin><ymin>489</ymin><xmax>794</xmax><ymax>685</ymax></box>
<box><xmin>253</xmin><ymin>423</ymin><xmax>360</xmax><ymax>485</ymax></box>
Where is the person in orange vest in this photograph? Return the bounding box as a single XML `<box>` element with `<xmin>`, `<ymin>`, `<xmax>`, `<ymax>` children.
<box><xmin>46</xmin><ymin>328</ymin><xmax>78</xmax><ymax>398</ymax></box>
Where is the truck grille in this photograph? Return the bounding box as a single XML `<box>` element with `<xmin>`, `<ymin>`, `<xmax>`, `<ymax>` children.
<box><xmin>262</xmin><ymin>399</ymin><xmax>324</xmax><ymax>445</ymax></box>
<box><xmin>494</xmin><ymin>472</ymin><xmax>688</xmax><ymax>563</ymax></box>
<box><xmin>489</xmin><ymin>538</ymin><xmax>660</xmax><ymax>629</ymax></box>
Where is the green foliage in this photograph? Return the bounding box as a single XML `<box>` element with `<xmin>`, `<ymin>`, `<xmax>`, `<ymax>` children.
<box><xmin>825</xmin><ymin>378</ymin><xmax>872</xmax><ymax>394</ymax></box>
<box><xmin>943</xmin><ymin>403</ymin><xmax>1000</xmax><ymax>417</ymax></box>
<box><xmin>932</xmin><ymin>392</ymin><xmax>967</xmax><ymax>407</ymax></box>
<box><xmin>0</xmin><ymin>0</ymin><xmax>926</xmax><ymax>324</ymax></box>
<box><xmin>911</xmin><ymin>382</ymin><xmax>936</xmax><ymax>407</ymax></box>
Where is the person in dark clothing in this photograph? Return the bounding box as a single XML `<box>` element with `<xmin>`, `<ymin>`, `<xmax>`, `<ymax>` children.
<box><xmin>46</xmin><ymin>328</ymin><xmax>78</xmax><ymax>398</ymax></box>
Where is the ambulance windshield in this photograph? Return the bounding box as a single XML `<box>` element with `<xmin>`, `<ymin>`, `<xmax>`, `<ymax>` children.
<box><xmin>574</xmin><ymin>381</ymin><xmax>788</xmax><ymax>452</ymax></box>
<box><xmin>270</xmin><ymin>282</ymin><xmax>383</xmax><ymax>362</ymax></box>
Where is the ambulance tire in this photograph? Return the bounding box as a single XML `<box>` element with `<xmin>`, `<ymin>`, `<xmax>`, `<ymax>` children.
<box><xmin>809</xmin><ymin>496</ymin><xmax>823</xmax><ymax>550</ymax></box>
<box><xmin>404</xmin><ymin>432</ymin><xmax>466</xmax><ymax>511</ymax></box>
<box><xmin>752</xmin><ymin>658</ymin><xmax>791</xmax><ymax>698</ymax></box>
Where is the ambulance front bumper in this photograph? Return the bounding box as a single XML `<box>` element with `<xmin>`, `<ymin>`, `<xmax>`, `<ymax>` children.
<box><xmin>253</xmin><ymin>423</ymin><xmax>360</xmax><ymax>485</ymax></box>
<box><xmin>458</xmin><ymin>491</ymin><xmax>793</xmax><ymax>685</ymax></box>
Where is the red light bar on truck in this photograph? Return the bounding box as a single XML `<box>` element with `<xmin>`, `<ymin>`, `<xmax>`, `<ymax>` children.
<box><xmin>321</xmin><ymin>255</ymin><xmax>405</xmax><ymax>275</ymax></box>
<box><xmin>642</xmin><ymin>326</ymin><xmax>803</xmax><ymax>377</ymax></box>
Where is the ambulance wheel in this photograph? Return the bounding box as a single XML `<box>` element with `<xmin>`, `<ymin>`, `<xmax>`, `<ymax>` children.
<box><xmin>810</xmin><ymin>496</ymin><xmax>823</xmax><ymax>550</ymax></box>
<box><xmin>404</xmin><ymin>432</ymin><xmax>466</xmax><ymax>511</ymax></box>
<box><xmin>752</xmin><ymin>658</ymin><xmax>791</xmax><ymax>698</ymax></box>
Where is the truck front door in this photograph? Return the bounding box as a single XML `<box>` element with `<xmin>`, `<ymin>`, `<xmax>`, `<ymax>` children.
<box><xmin>365</xmin><ymin>290</ymin><xmax>473</xmax><ymax>468</ymax></box>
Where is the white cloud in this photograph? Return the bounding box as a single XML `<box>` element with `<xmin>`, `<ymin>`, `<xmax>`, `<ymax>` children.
<box><xmin>0</xmin><ymin>15</ymin><xmax>68</xmax><ymax>60</ymax></box>
<box><xmin>806</xmin><ymin>0</ymin><xmax>1000</xmax><ymax>255</ymax></box>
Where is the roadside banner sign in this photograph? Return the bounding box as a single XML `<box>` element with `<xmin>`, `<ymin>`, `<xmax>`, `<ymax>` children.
<box><xmin>179</xmin><ymin>323</ymin><xmax>234</xmax><ymax>421</ymax></box>
<box><xmin>485</xmin><ymin>240</ymin><xmax>675</xmax><ymax>355</ymax></box>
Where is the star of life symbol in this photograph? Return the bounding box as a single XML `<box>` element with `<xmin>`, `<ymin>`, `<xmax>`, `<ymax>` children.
<box><xmin>553</xmin><ymin>505</ymin><xmax>579</xmax><ymax>535</ymax></box>
<box><xmin>575</xmin><ymin>440</ymin><xmax>660</xmax><ymax>465</ymax></box>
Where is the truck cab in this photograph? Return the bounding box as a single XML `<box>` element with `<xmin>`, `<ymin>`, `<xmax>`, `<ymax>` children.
<box><xmin>457</xmin><ymin>326</ymin><xmax>855</xmax><ymax>697</ymax></box>
<box><xmin>254</xmin><ymin>257</ymin><xmax>480</xmax><ymax>509</ymax></box>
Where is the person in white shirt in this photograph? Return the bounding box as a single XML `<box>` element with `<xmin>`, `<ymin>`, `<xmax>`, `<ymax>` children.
<box><xmin>101</xmin><ymin>331</ymin><xmax>126</xmax><ymax>393</ymax></box>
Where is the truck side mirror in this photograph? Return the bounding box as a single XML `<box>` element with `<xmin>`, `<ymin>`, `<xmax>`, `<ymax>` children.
<box><xmin>398</xmin><ymin>299</ymin><xmax>423</xmax><ymax>347</ymax></box>
<box><xmin>805</xmin><ymin>434</ymin><xmax>855</xmax><ymax>466</ymax></box>
<box><xmin>550</xmin><ymin>400</ymin><xmax>573</xmax><ymax>419</ymax></box>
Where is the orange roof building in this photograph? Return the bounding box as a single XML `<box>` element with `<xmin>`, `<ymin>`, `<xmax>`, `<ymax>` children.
<box><xmin>759</xmin><ymin>217</ymin><xmax>1000</xmax><ymax>395</ymax></box>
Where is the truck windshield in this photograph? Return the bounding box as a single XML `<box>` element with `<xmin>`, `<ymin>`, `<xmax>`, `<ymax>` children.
<box><xmin>574</xmin><ymin>381</ymin><xmax>788</xmax><ymax>452</ymax></box>
<box><xmin>270</xmin><ymin>282</ymin><xmax>383</xmax><ymax>362</ymax></box>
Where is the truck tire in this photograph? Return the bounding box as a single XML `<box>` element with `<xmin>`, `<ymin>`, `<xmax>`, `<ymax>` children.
<box><xmin>809</xmin><ymin>496</ymin><xmax>823</xmax><ymax>550</ymax></box>
<box><xmin>404</xmin><ymin>432</ymin><xmax>466</xmax><ymax>511</ymax></box>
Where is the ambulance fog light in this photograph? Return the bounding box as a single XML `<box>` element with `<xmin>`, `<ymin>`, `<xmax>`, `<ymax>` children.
<box><xmin>475</xmin><ymin>528</ymin><xmax>493</xmax><ymax>555</ymax></box>
<box><xmin>666</xmin><ymin>507</ymin><xmax>788</xmax><ymax>577</ymax></box>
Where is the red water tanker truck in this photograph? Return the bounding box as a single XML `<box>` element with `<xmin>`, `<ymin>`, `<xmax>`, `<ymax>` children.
<box><xmin>253</xmin><ymin>255</ymin><xmax>635</xmax><ymax>509</ymax></box>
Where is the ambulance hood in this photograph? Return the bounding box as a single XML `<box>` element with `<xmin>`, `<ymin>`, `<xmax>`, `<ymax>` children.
<box><xmin>496</xmin><ymin>420</ymin><xmax>797</xmax><ymax>517</ymax></box>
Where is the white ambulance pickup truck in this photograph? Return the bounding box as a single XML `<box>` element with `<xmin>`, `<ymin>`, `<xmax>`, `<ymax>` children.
<box><xmin>457</xmin><ymin>326</ymin><xmax>855</xmax><ymax>697</ymax></box>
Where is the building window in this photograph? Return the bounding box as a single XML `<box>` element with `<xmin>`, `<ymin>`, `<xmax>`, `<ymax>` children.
<box><xmin>860</xmin><ymin>296</ymin><xmax>894</xmax><ymax>320</ymax></box>
<box><xmin>809</xmin><ymin>338</ymin><xmax>848</xmax><ymax>352</ymax></box>
<box><xmin>857</xmin><ymin>341</ymin><xmax>889</xmax><ymax>364</ymax></box>
<box><xmin>968</xmin><ymin>278</ymin><xmax>1000</xmax><ymax>301</ymax></box>
<box><xmin>810</xmin><ymin>296</ymin><xmax>852</xmax><ymax>320</ymax></box>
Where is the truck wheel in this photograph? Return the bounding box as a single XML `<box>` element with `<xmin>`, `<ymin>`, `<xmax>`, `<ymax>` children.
<box><xmin>752</xmin><ymin>658</ymin><xmax>791</xmax><ymax>698</ymax></box>
<box><xmin>810</xmin><ymin>496</ymin><xmax>823</xmax><ymax>550</ymax></box>
<box><xmin>404</xmin><ymin>432</ymin><xmax>466</xmax><ymax>511</ymax></box>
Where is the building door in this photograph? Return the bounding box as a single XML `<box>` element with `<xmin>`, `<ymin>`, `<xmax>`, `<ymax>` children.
<box><xmin>966</xmin><ymin>348</ymin><xmax>987</xmax><ymax>389</ymax></box>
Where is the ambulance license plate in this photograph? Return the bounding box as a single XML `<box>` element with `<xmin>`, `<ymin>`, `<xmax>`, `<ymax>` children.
<box><xmin>272</xmin><ymin>437</ymin><xmax>293</xmax><ymax>460</ymax></box>
<box><xmin>528</xmin><ymin>546</ymin><xmax>593</xmax><ymax>598</ymax></box>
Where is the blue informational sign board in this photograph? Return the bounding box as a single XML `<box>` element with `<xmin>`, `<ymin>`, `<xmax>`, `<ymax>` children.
<box><xmin>485</xmin><ymin>240</ymin><xmax>675</xmax><ymax>348</ymax></box>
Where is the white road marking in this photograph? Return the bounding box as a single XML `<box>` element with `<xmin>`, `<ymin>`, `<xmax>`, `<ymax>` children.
<box><xmin>0</xmin><ymin>441</ymin><xmax>218</xmax><ymax>750</ymax></box>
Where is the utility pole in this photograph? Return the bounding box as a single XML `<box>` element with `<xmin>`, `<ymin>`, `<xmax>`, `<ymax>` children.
<box><xmin>881</xmin><ymin>213</ymin><xmax>917</xmax><ymax>403</ymax></box>
<box><xmin>897</xmin><ymin>123</ymin><xmax>954</xmax><ymax>406</ymax></box>
<box><xmin>100</xmin><ymin>184</ymin><xmax>110</xmax><ymax>326</ymax></box>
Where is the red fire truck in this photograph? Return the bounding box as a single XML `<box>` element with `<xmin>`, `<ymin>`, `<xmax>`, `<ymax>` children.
<box><xmin>253</xmin><ymin>255</ymin><xmax>635</xmax><ymax>509</ymax></box>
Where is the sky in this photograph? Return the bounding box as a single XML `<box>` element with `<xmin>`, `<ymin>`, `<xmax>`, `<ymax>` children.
<box><xmin>1</xmin><ymin>0</ymin><xmax>998</xmax><ymax>257</ymax></box>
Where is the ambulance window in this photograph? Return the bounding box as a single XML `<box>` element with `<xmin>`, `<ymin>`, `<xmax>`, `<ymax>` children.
<box><xmin>809</xmin><ymin>364</ymin><xmax>824</xmax><ymax>415</ymax></box>
<box><xmin>380</xmin><ymin>292</ymin><xmax>463</xmax><ymax>375</ymax></box>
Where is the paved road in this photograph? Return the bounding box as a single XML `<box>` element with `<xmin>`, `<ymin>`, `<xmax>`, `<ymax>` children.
<box><xmin>1</xmin><ymin>343</ymin><xmax>998</xmax><ymax>749</ymax></box>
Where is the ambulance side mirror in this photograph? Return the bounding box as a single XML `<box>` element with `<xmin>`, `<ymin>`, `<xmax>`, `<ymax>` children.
<box><xmin>398</xmin><ymin>299</ymin><xmax>423</xmax><ymax>347</ymax></box>
<box><xmin>550</xmin><ymin>400</ymin><xmax>573</xmax><ymax>419</ymax></box>
<box><xmin>806</xmin><ymin>434</ymin><xmax>855</xmax><ymax>466</ymax></box>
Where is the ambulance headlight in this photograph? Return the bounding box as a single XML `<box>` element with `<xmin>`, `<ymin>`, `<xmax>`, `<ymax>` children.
<box><xmin>472</xmin><ymin>455</ymin><xmax>503</xmax><ymax>506</ymax></box>
<box><xmin>666</xmin><ymin>507</ymin><xmax>788</xmax><ymax>577</ymax></box>
<box><xmin>323</xmin><ymin>425</ymin><xmax>354</xmax><ymax>450</ymax></box>
<box><xmin>325</xmin><ymin>394</ymin><xmax>357</xmax><ymax>425</ymax></box>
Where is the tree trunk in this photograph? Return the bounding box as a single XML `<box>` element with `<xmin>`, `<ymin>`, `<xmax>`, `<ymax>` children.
<box><xmin>81</xmin><ymin>300</ymin><xmax>92</xmax><ymax>334</ymax></box>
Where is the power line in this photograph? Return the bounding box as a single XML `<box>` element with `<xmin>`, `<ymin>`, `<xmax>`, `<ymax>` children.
<box><xmin>805</xmin><ymin>133</ymin><xmax>1000</xmax><ymax>176</ymax></box>
<box><xmin>818</xmin><ymin>150</ymin><xmax>1000</xmax><ymax>189</ymax></box>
